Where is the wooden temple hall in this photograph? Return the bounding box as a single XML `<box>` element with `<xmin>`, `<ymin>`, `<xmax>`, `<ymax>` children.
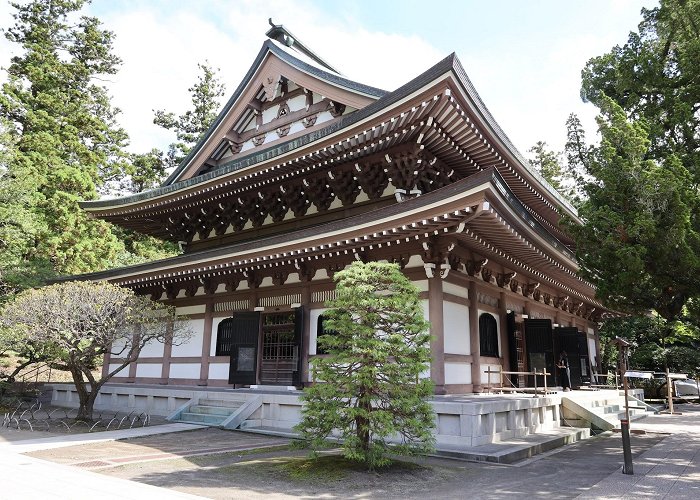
<box><xmin>77</xmin><ymin>22</ymin><xmax>607</xmax><ymax>395</ymax></box>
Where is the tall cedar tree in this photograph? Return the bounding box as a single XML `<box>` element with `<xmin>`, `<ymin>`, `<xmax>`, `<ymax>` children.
<box><xmin>568</xmin><ymin>0</ymin><xmax>700</xmax><ymax>332</ymax></box>
<box><xmin>153</xmin><ymin>62</ymin><xmax>225</xmax><ymax>170</ymax></box>
<box><xmin>0</xmin><ymin>0</ymin><xmax>127</xmax><ymax>275</ymax></box>
<box><xmin>581</xmin><ymin>0</ymin><xmax>700</xmax><ymax>182</ymax></box>
<box><xmin>0</xmin><ymin>0</ymin><xmax>177</xmax><ymax>289</ymax></box>
<box><xmin>296</xmin><ymin>262</ymin><xmax>435</xmax><ymax>469</ymax></box>
<box><xmin>565</xmin><ymin>96</ymin><xmax>700</xmax><ymax>324</ymax></box>
<box><xmin>0</xmin><ymin>281</ymin><xmax>192</xmax><ymax>420</ymax></box>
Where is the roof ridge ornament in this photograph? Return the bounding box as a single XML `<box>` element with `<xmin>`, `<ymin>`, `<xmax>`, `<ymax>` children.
<box><xmin>266</xmin><ymin>18</ymin><xmax>342</xmax><ymax>75</ymax></box>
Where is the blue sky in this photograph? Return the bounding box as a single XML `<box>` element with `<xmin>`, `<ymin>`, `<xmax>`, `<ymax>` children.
<box><xmin>1</xmin><ymin>0</ymin><xmax>657</xmax><ymax>158</ymax></box>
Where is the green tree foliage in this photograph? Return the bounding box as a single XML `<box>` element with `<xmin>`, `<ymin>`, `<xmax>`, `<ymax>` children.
<box><xmin>565</xmin><ymin>97</ymin><xmax>700</xmax><ymax>323</ymax></box>
<box><xmin>0</xmin><ymin>281</ymin><xmax>192</xmax><ymax>419</ymax></box>
<box><xmin>296</xmin><ymin>262</ymin><xmax>435</xmax><ymax>469</ymax></box>
<box><xmin>528</xmin><ymin>141</ymin><xmax>566</xmax><ymax>191</ymax></box>
<box><xmin>581</xmin><ymin>0</ymin><xmax>700</xmax><ymax>182</ymax></box>
<box><xmin>598</xmin><ymin>315</ymin><xmax>700</xmax><ymax>378</ymax></box>
<box><xmin>568</xmin><ymin>0</ymin><xmax>700</xmax><ymax>332</ymax></box>
<box><xmin>0</xmin><ymin>0</ymin><xmax>177</xmax><ymax>299</ymax></box>
<box><xmin>154</xmin><ymin>62</ymin><xmax>225</xmax><ymax>169</ymax></box>
<box><xmin>0</xmin><ymin>0</ymin><xmax>128</xmax><ymax>275</ymax></box>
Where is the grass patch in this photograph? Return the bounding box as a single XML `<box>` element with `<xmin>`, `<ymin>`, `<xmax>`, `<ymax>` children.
<box><xmin>280</xmin><ymin>454</ymin><xmax>427</xmax><ymax>482</ymax></box>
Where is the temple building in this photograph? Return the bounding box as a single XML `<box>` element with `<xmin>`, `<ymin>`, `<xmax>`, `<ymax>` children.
<box><xmin>76</xmin><ymin>22</ymin><xmax>607</xmax><ymax>395</ymax></box>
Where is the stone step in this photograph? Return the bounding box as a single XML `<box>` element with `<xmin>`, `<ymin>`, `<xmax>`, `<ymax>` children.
<box><xmin>188</xmin><ymin>405</ymin><xmax>238</xmax><ymax>416</ymax></box>
<box><xmin>198</xmin><ymin>398</ymin><xmax>246</xmax><ymax>408</ymax></box>
<box><xmin>179</xmin><ymin>412</ymin><xmax>228</xmax><ymax>425</ymax></box>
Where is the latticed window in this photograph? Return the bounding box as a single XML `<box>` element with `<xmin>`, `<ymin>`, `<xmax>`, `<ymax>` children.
<box><xmin>479</xmin><ymin>313</ymin><xmax>499</xmax><ymax>357</ymax></box>
<box><xmin>215</xmin><ymin>318</ymin><xmax>236</xmax><ymax>356</ymax></box>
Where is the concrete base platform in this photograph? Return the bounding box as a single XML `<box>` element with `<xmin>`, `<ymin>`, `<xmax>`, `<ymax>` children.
<box><xmin>237</xmin><ymin>424</ymin><xmax>590</xmax><ymax>465</ymax></box>
<box><xmin>435</xmin><ymin>426</ymin><xmax>590</xmax><ymax>464</ymax></box>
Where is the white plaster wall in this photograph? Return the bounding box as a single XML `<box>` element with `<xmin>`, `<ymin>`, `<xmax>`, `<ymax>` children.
<box><xmin>135</xmin><ymin>363</ymin><xmax>162</xmax><ymax>378</ymax></box>
<box><xmin>208</xmin><ymin>363</ymin><xmax>230</xmax><ymax>380</ymax></box>
<box><xmin>287</xmin><ymin>94</ymin><xmax>306</xmax><ymax>112</ymax></box>
<box><xmin>445</xmin><ymin>362</ymin><xmax>471</xmax><ymax>384</ymax></box>
<box><xmin>477</xmin><ymin>309</ymin><xmax>501</xmax><ymax>357</ymax></box>
<box><xmin>480</xmin><ymin>363</ymin><xmax>502</xmax><ymax>385</ymax></box>
<box><xmin>309</xmin><ymin>308</ymin><xmax>328</xmax><ymax>356</ymax></box>
<box><xmin>287</xmin><ymin>121</ymin><xmax>305</xmax><ymax>136</ymax></box>
<box><xmin>443</xmin><ymin>281</ymin><xmax>468</xmax><ymax>299</ymax></box>
<box><xmin>139</xmin><ymin>338</ymin><xmax>164</xmax><ymax>358</ymax></box>
<box><xmin>421</xmin><ymin>299</ymin><xmax>430</xmax><ymax>322</ymax></box>
<box><xmin>443</xmin><ymin>302</ymin><xmax>470</xmax><ymax>355</ymax></box>
<box><xmin>262</xmin><ymin>105</ymin><xmax>278</xmax><ymax>124</ymax></box>
<box><xmin>414</xmin><ymin>280</ymin><xmax>429</xmax><ymax>292</ymax></box>
<box><xmin>169</xmin><ymin>363</ymin><xmax>201</xmax><ymax>379</ymax></box>
<box><xmin>108</xmin><ymin>363</ymin><xmax>127</xmax><ymax>377</ymax></box>
<box><xmin>314</xmin><ymin>269</ymin><xmax>329</xmax><ymax>280</ymax></box>
<box><xmin>259</xmin><ymin>276</ymin><xmax>274</xmax><ymax>288</ymax></box>
<box><xmin>171</xmin><ymin>319</ymin><xmax>205</xmax><ymax>357</ymax></box>
<box><xmin>176</xmin><ymin>304</ymin><xmax>206</xmax><ymax>315</ymax></box>
<box><xmin>588</xmin><ymin>337</ymin><xmax>597</xmax><ymax>366</ymax></box>
<box><xmin>314</xmin><ymin>110</ymin><xmax>334</xmax><ymax>126</ymax></box>
<box><xmin>405</xmin><ymin>255</ymin><xmax>424</xmax><ymax>268</ymax></box>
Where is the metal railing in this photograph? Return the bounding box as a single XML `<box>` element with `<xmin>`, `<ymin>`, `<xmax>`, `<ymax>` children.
<box><xmin>484</xmin><ymin>366</ymin><xmax>552</xmax><ymax>396</ymax></box>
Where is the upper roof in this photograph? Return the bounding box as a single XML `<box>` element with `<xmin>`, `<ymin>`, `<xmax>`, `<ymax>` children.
<box><xmin>160</xmin><ymin>37</ymin><xmax>387</xmax><ymax>187</ymax></box>
<box><xmin>81</xmin><ymin>28</ymin><xmax>579</xmax><ymax>256</ymax></box>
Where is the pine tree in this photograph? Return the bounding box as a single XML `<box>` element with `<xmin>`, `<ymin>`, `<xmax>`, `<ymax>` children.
<box><xmin>296</xmin><ymin>262</ymin><xmax>435</xmax><ymax>469</ymax></box>
<box><xmin>154</xmin><ymin>62</ymin><xmax>225</xmax><ymax>170</ymax></box>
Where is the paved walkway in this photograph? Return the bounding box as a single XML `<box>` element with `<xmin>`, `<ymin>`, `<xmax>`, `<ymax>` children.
<box><xmin>577</xmin><ymin>404</ymin><xmax>700</xmax><ymax>499</ymax></box>
<box><xmin>1</xmin><ymin>405</ymin><xmax>699</xmax><ymax>499</ymax></box>
<box><xmin>0</xmin><ymin>423</ymin><xmax>207</xmax><ymax>499</ymax></box>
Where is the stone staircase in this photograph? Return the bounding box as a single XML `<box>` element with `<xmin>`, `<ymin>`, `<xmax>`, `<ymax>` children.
<box><xmin>169</xmin><ymin>396</ymin><xmax>263</xmax><ymax>429</ymax></box>
<box><xmin>560</xmin><ymin>391</ymin><xmax>656</xmax><ymax>431</ymax></box>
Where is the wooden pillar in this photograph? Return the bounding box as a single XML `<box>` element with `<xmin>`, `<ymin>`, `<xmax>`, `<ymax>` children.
<box><xmin>469</xmin><ymin>280</ymin><xmax>482</xmax><ymax>392</ymax></box>
<box><xmin>127</xmin><ymin>327</ymin><xmax>139</xmax><ymax>382</ymax></box>
<box><xmin>428</xmin><ymin>275</ymin><xmax>446</xmax><ymax>395</ymax></box>
<box><xmin>198</xmin><ymin>301</ymin><xmax>214</xmax><ymax>385</ymax></box>
<box><xmin>499</xmin><ymin>291</ymin><xmax>510</xmax><ymax>375</ymax></box>
<box><xmin>160</xmin><ymin>322</ymin><xmax>173</xmax><ymax>384</ymax></box>
<box><xmin>102</xmin><ymin>347</ymin><xmax>111</xmax><ymax>380</ymax></box>
<box><xmin>300</xmin><ymin>283</ymin><xmax>311</xmax><ymax>386</ymax></box>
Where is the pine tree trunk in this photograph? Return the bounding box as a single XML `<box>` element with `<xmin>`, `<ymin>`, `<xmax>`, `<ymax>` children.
<box><xmin>356</xmin><ymin>389</ymin><xmax>371</xmax><ymax>455</ymax></box>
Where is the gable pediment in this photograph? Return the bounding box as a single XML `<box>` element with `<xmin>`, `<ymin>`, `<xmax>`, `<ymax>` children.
<box><xmin>169</xmin><ymin>43</ymin><xmax>384</xmax><ymax>183</ymax></box>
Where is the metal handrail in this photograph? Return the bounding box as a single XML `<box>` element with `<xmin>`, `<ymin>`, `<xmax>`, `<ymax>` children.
<box><xmin>484</xmin><ymin>366</ymin><xmax>551</xmax><ymax>396</ymax></box>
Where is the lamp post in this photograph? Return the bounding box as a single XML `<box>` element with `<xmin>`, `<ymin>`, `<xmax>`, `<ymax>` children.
<box><xmin>614</xmin><ymin>336</ymin><xmax>633</xmax><ymax>475</ymax></box>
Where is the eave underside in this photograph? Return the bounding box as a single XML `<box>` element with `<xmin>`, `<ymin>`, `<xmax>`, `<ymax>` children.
<box><xmin>72</xmin><ymin>170</ymin><xmax>607</xmax><ymax>320</ymax></box>
<box><xmin>86</xmin><ymin>80</ymin><xmax>574</xmax><ymax>249</ymax></box>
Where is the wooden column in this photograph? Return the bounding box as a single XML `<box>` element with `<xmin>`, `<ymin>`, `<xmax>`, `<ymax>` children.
<box><xmin>198</xmin><ymin>301</ymin><xmax>214</xmax><ymax>385</ymax></box>
<box><xmin>300</xmin><ymin>283</ymin><xmax>311</xmax><ymax>386</ymax></box>
<box><xmin>469</xmin><ymin>280</ymin><xmax>482</xmax><ymax>392</ymax></box>
<box><xmin>499</xmin><ymin>291</ymin><xmax>510</xmax><ymax>376</ymax></box>
<box><xmin>428</xmin><ymin>275</ymin><xmax>446</xmax><ymax>395</ymax></box>
<box><xmin>126</xmin><ymin>327</ymin><xmax>139</xmax><ymax>382</ymax></box>
<box><xmin>160</xmin><ymin>322</ymin><xmax>173</xmax><ymax>384</ymax></box>
<box><xmin>102</xmin><ymin>347</ymin><xmax>111</xmax><ymax>380</ymax></box>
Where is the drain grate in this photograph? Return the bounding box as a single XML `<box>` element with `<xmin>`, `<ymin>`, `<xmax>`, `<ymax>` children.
<box><xmin>74</xmin><ymin>460</ymin><xmax>112</xmax><ymax>468</ymax></box>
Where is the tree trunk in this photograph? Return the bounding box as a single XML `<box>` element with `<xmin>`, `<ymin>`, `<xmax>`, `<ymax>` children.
<box><xmin>356</xmin><ymin>389</ymin><xmax>371</xmax><ymax>455</ymax></box>
<box><xmin>76</xmin><ymin>388</ymin><xmax>99</xmax><ymax>421</ymax></box>
<box><xmin>70</xmin><ymin>366</ymin><xmax>98</xmax><ymax>421</ymax></box>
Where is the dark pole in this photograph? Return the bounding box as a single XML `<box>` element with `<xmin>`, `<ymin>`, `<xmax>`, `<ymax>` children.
<box><xmin>616</xmin><ymin>337</ymin><xmax>633</xmax><ymax>475</ymax></box>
